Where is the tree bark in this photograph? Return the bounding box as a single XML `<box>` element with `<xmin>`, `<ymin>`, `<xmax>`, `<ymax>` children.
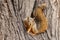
<box><xmin>0</xmin><ymin>0</ymin><xmax>59</xmax><ymax>40</ymax></box>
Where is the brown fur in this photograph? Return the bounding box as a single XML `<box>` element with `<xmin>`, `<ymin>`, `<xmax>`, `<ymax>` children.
<box><xmin>23</xmin><ymin>4</ymin><xmax>48</xmax><ymax>35</ymax></box>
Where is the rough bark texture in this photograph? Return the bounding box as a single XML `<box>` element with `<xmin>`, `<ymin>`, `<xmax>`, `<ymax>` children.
<box><xmin>0</xmin><ymin>0</ymin><xmax>59</xmax><ymax>40</ymax></box>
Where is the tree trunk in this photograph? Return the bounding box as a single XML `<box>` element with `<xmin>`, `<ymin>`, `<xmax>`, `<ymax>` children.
<box><xmin>0</xmin><ymin>0</ymin><xmax>60</xmax><ymax>40</ymax></box>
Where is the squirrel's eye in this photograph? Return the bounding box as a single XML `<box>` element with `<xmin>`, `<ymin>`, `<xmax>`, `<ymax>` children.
<box><xmin>30</xmin><ymin>23</ymin><xmax>31</xmax><ymax>25</ymax></box>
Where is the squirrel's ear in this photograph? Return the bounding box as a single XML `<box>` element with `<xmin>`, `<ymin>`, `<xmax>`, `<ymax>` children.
<box><xmin>27</xmin><ymin>17</ymin><xmax>29</xmax><ymax>20</ymax></box>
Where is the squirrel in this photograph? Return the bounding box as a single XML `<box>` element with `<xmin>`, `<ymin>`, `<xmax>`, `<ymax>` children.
<box><xmin>23</xmin><ymin>3</ymin><xmax>48</xmax><ymax>35</ymax></box>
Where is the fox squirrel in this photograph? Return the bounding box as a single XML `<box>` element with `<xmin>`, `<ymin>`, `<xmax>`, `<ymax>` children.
<box><xmin>23</xmin><ymin>3</ymin><xmax>48</xmax><ymax>35</ymax></box>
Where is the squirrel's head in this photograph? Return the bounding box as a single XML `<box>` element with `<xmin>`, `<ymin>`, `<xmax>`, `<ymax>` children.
<box><xmin>23</xmin><ymin>17</ymin><xmax>35</xmax><ymax>30</ymax></box>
